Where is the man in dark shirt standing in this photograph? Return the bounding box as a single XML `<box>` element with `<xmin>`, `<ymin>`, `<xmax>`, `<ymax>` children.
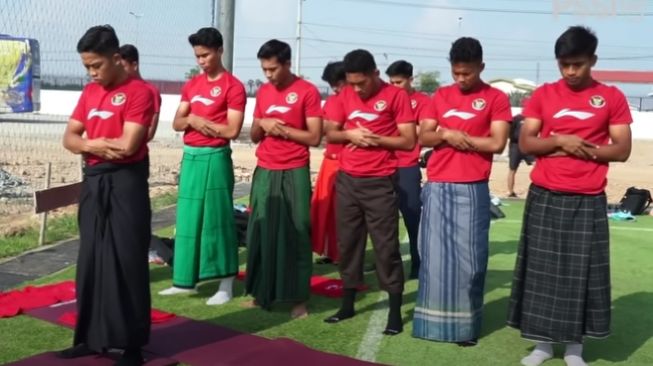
<box><xmin>506</xmin><ymin>110</ymin><xmax>534</xmax><ymax>198</ymax></box>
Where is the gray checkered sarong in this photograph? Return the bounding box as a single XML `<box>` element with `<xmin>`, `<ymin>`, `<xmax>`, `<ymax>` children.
<box><xmin>507</xmin><ymin>184</ymin><xmax>611</xmax><ymax>343</ymax></box>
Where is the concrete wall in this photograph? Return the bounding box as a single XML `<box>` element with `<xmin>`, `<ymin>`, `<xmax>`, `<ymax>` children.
<box><xmin>39</xmin><ymin>90</ymin><xmax>653</xmax><ymax>140</ymax></box>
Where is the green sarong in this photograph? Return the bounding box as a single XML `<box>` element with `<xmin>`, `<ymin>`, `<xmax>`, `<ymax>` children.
<box><xmin>245</xmin><ymin>166</ymin><xmax>312</xmax><ymax>309</ymax></box>
<box><xmin>172</xmin><ymin>145</ymin><xmax>238</xmax><ymax>288</ymax></box>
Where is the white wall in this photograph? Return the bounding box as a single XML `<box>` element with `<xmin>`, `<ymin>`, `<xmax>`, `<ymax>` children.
<box><xmin>39</xmin><ymin>90</ymin><xmax>653</xmax><ymax>140</ymax></box>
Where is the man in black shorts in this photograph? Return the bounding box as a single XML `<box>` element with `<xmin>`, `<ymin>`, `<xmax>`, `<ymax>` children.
<box><xmin>507</xmin><ymin>113</ymin><xmax>534</xmax><ymax>198</ymax></box>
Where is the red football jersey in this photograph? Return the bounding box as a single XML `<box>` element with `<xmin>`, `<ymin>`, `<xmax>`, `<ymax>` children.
<box><xmin>322</xmin><ymin>95</ymin><xmax>343</xmax><ymax>159</ymax></box>
<box><xmin>424</xmin><ymin>83</ymin><xmax>512</xmax><ymax>182</ymax></box>
<box><xmin>71</xmin><ymin>77</ymin><xmax>154</xmax><ymax>166</ymax></box>
<box><xmin>328</xmin><ymin>82</ymin><xmax>415</xmax><ymax>177</ymax></box>
<box><xmin>253</xmin><ymin>77</ymin><xmax>323</xmax><ymax>170</ymax></box>
<box><xmin>396</xmin><ymin>91</ymin><xmax>430</xmax><ymax>168</ymax></box>
<box><xmin>144</xmin><ymin>81</ymin><xmax>162</xmax><ymax>113</ymax></box>
<box><xmin>524</xmin><ymin>79</ymin><xmax>632</xmax><ymax>194</ymax></box>
<box><xmin>180</xmin><ymin>72</ymin><xmax>247</xmax><ymax>147</ymax></box>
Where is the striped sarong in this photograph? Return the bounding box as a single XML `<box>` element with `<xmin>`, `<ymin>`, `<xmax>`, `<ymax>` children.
<box><xmin>413</xmin><ymin>182</ymin><xmax>491</xmax><ymax>342</ymax></box>
<box><xmin>507</xmin><ymin>184</ymin><xmax>611</xmax><ymax>343</ymax></box>
<box><xmin>172</xmin><ymin>145</ymin><xmax>238</xmax><ymax>288</ymax></box>
<box><xmin>245</xmin><ymin>166</ymin><xmax>312</xmax><ymax>309</ymax></box>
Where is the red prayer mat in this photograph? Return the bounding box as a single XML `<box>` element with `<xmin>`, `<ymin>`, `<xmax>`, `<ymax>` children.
<box><xmin>0</xmin><ymin>281</ymin><xmax>75</xmax><ymax>318</ymax></box>
<box><xmin>236</xmin><ymin>271</ymin><xmax>369</xmax><ymax>298</ymax></box>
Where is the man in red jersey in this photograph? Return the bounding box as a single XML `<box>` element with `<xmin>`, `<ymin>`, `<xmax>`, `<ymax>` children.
<box><xmin>58</xmin><ymin>25</ymin><xmax>154</xmax><ymax>366</ymax></box>
<box><xmin>159</xmin><ymin>28</ymin><xmax>246</xmax><ymax>308</ymax></box>
<box><xmin>323</xmin><ymin>49</ymin><xmax>416</xmax><ymax>335</ymax></box>
<box><xmin>245</xmin><ymin>39</ymin><xmax>322</xmax><ymax>319</ymax></box>
<box><xmin>414</xmin><ymin>37</ymin><xmax>511</xmax><ymax>347</ymax></box>
<box><xmin>385</xmin><ymin>59</ymin><xmax>430</xmax><ymax>279</ymax></box>
<box><xmin>507</xmin><ymin>26</ymin><xmax>632</xmax><ymax>366</ymax></box>
<box><xmin>119</xmin><ymin>44</ymin><xmax>162</xmax><ymax>141</ymax></box>
<box><xmin>311</xmin><ymin>61</ymin><xmax>347</xmax><ymax>265</ymax></box>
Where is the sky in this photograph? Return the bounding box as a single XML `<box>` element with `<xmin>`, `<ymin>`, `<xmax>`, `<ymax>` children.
<box><xmin>2</xmin><ymin>0</ymin><xmax>653</xmax><ymax>96</ymax></box>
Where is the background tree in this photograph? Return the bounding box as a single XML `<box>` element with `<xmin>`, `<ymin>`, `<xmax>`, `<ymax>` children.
<box><xmin>508</xmin><ymin>91</ymin><xmax>532</xmax><ymax>107</ymax></box>
<box><xmin>415</xmin><ymin>71</ymin><xmax>441</xmax><ymax>94</ymax></box>
<box><xmin>185</xmin><ymin>66</ymin><xmax>200</xmax><ymax>80</ymax></box>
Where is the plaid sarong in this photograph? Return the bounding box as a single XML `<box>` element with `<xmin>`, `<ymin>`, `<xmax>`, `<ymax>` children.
<box><xmin>507</xmin><ymin>184</ymin><xmax>611</xmax><ymax>343</ymax></box>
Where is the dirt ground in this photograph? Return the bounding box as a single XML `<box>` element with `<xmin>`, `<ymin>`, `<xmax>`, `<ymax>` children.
<box><xmin>1</xmin><ymin>135</ymin><xmax>652</xmax><ymax>236</ymax></box>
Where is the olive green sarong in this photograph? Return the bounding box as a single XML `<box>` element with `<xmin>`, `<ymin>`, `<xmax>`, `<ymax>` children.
<box><xmin>245</xmin><ymin>166</ymin><xmax>312</xmax><ymax>309</ymax></box>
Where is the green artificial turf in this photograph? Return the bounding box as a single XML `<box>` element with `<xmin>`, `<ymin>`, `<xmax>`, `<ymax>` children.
<box><xmin>2</xmin><ymin>200</ymin><xmax>652</xmax><ymax>365</ymax></box>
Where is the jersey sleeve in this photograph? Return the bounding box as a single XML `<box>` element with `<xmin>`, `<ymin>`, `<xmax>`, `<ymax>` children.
<box><xmin>522</xmin><ymin>86</ymin><xmax>544</xmax><ymax>120</ymax></box>
<box><xmin>421</xmin><ymin>91</ymin><xmax>439</xmax><ymax>120</ymax></box>
<box><xmin>180</xmin><ymin>79</ymin><xmax>192</xmax><ymax>103</ymax></box>
<box><xmin>413</xmin><ymin>94</ymin><xmax>430</xmax><ymax>122</ymax></box>
<box><xmin>325</xmin><ymin>93</ymin><xmax>346</xmax><ymax>125</ymax></box>
<box><xmin>393</xmin><ymin>89</ymin><xmax>416</xmax><ymax>124</ymax></box>
<box><xmin>149</xmin><ymin>84</ymin><xmax>162</xmax><ymax>113</ymax></box>
<box><xmin>303</xmin><ymin>85</ymin><xmax>323</xmax><ymax>118</ymax></box>
<box><xmin>227</xmin><ymin>79</ymin><xmax>247</xmax><ymax>112</ymax></box>
<box><xmin>253</xmin><ymin>88</ymin><xmax>264</xmax><ymax>119</ymax></box>
<box><xmin>323</xmin><ymin>95</ymin><xmax>345</xmax><ymax>125</ymax></box>
<box><xmin>608</xmin><ymin>87</ymin><xmax>633</xmax><ymax>125</ymax></box>
<box><xmin>490</xmin><ymin>90</ymin><xmax>513</xmax><ymax>122</ymax></box>
<box><xmin>70</xmin><ymin>88</ymin><xmax>88</xmax><ymax>122</ymax></box>
<box><xmin>124</xmin><ymin>88</ymin><xmax>155</xmax><ymax>126</ymax></box>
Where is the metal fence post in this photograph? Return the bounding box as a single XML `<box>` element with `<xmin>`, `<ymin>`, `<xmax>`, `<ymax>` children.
<box><xmin>38</xmin><ymin>162</ymin><xmax>52</xmax><ymax>246</ymax></box>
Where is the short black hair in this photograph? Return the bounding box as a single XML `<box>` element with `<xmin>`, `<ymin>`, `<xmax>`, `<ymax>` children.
<box><xmin>321</xmin><ymin>61</ymin><xmax>346</xmax><ymax>86</ymax></box>
<box><xmin>77</xmin><ymin>25</ymin><xmax>119</xmax><ymax>56</ymax></box>
<box><xmin>188</xmin><ymin>27</ymin><xmax>223</xmax><ymax>49</ymax></box>
<box><xmin>555</xmin><ymin>26</ymin><xmax>598</xmax><ymax>59</ymax></box>
<box><xmin>385</xmin><ymin>60</ymin><xmax>413</xmax><ymax>78</ymax></box>
<box><xmin>449</xmin><ymin>37</ymin><xmax>483</xmax><ymax>64</ymax></box>
<box><xmin>343</xmin><ymin>49</ymin><xmax>376</xmax><ymax>74</ymax></box>
<box><xmin>257</xmin><ymin>39</ymin><xmax>291</xmax><ymax>63</ymax></box>
<box><xmin>119</xmin><ymin>44</ymin><xmax>139</xmax><ymax>63</ymax></box>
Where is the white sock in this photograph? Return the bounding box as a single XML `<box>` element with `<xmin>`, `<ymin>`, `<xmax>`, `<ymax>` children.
<box><xmin>564</xmin><ymin>344</ymin><xmax>587</xmax><ymax>366</ymax></box>
<box><xmin>158</xmin><ymin>286</ymin><xmax>196</xmax><ymax>296</ymax></box>
<box><xmin>206</xmin><ymin>276</ymin><xmax>234</xmax><ymax>305</ymax></box>
<box><xmin>521</xmin><ymin>342</ymin><xmax>554</xmax><ymax>366</ymax></box>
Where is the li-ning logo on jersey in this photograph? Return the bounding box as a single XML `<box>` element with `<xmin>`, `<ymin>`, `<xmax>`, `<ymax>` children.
<box><xmin>411</xmin><ymin>99</ymin><xmax>418</xmax><ymax>109</ymax></box>
<box><xmin>265</xmin><ymin>105</ymin><xmax>291</xmax><ymax>114</ymax></box>
<box><xmin>348</xmin><ymin>110</ymin><xmax>379</xmax><ymax>122</ymax></box>
<box><xmin>111</xmin><ymin>93</ymin><xmax>126</xmax><ymax>106</ymax></box>
<box><xmin>210</xmin><ymin>87</ymin><xmax>222</xmax><ymax>97</ymax></box>
<box><xmin>589</xmin><ymin>95</ymin><xmax>606</xmax><ymax>108</ymax></box>
<box><xmin>472</xmin><ymin>98</ymin><xmax>486</xmax><ymax>111</ymax></box>
<box><xmin>286</xmin><ymin>92</ymin><xmax>298</xmax><ymax>104</ymax></box>
<box><xmin>443</xmin><ymin>109</ymin><xmax>476</xmax><ymax>120</ymax></box>
<box><xmin>190</xmin><ymin>95</ymin><xmax>215</xmax><ymax>106</ymax></box>
<box><xmin>553</xmin><ymin>108</ymin><xmax>595</xmax><ymax>120</ymax></box>
<box><xmin>374</xmin><ymin>100</ymin><xmax>387</xmax><ymax>112</ymax></box>
<box><xmin>87</xmin><ymin>108</ymin><xmax>114</xmax><ymax>120</ymax></box>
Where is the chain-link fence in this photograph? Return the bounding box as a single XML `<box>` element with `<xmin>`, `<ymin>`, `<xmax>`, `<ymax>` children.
<box><xmin>0</xmin><ymin>0</ymin><xmax>219</xmax><ymax>219</ymax></box>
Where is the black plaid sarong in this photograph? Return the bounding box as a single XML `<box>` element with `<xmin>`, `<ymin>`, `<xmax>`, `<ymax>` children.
<box><xmin>507</xmin><ymin>184</ymin><xmax>611</xmax><ymax>343</ymax></box>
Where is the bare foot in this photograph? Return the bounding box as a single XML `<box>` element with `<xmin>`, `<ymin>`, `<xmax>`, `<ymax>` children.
<box><xmin>291</xmin><ymin>302</ymin><xmax>309</xmax><ymax>319</ymax></box>
<box><xmin>240</xmin><ymin>299</ymin><xmax>258</xmax><ymax>309</ymax></box>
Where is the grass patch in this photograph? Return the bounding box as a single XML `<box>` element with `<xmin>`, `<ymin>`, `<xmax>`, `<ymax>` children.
<box><xmin>2</xmin><ymin>200</ymin><xmax>652</xmax><ymax>365</ymax></box>
<box><xmin>150</xmin><ymin>190</ymin><xmax>178</xmax><ymax>211</ymax></box>
<box><xmin>0</xmin><ymin>191</ymin><xmax>178</xmax><ymax>260</ymax></box>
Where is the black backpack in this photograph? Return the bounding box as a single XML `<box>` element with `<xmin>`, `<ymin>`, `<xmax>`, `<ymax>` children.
<box><xmin>618</xmin><ymin>187</ymin><xmax>652</xmax><ymax>215</ymax></box>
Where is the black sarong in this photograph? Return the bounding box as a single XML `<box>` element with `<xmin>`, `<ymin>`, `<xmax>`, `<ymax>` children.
<box><xmin>74</xmin><ymin>158</ymin><xmax>151</xmax><ymax>351</ymax></box>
